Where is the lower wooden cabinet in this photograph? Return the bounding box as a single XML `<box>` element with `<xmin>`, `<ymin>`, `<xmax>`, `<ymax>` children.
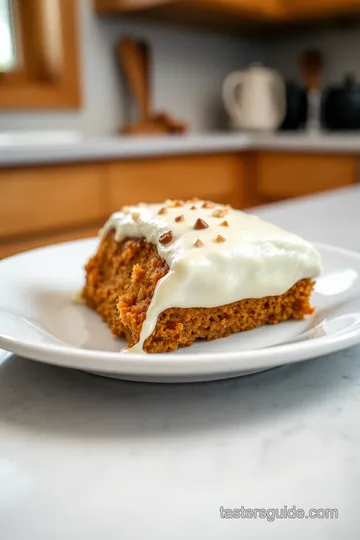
<box><xmin>256</xmin><ymin>153</ymin><xmax>357</xmax><ymax>200</ymax></box>
<box><xmin>0</xmin><ymin>150</ymin><xmax>357</xmax><ymax>258</ymax></box>
<box><xmin>0</xmin><ymin>163</ymin><xmax>108</xmax><ymax>239</ymax></box>
<box><xmin>107</xmin><ymin>153</ymin><xmax>245</xmax><ymax>211</ymax></box>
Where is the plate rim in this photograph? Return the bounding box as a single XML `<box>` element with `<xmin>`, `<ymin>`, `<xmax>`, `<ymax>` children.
<box><xmin>1</xmin><ymin>240</ymin><xmax>360</xmax><ymax>372</ymax></box>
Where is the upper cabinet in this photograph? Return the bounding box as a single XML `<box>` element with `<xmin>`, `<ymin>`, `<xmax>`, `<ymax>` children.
<box><xmin>94</xmin><ymin>0</ymin><xmax>283</xmax><ymax>30</ymax></box>
<box><xmin>95</xmin><ymin>0</ymin><xmax>360</xmax><ymax>30</ymax></box>
<box><xmin>282</xmin><ymin>0</ymin><xmax>360</xmax><ymax>20</ymax></box>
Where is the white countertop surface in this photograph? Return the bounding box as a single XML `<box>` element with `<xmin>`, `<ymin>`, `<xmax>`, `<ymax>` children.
<box><xmin>1</xmin><ymin>185</ymin><xmax>360</xmax><ymax>540</ymax></box>
<box><xmin>3</xmin><ymin>132</ymin><xmax>360</xmax><ymax>166</ymax></box>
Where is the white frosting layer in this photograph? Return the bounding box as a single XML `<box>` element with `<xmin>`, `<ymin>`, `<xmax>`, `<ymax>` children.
<box><xmin>101</xmin><ymin>200</ymin><xmax>322</xmax><ymax>352</ymax></box>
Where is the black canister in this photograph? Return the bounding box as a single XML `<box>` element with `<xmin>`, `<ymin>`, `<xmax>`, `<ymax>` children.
<box><xmin>322</xmin><ymin>74</ymin><xmax>360</xmax><ymax>131</ymax></box>
<box><xmin>280</xmin><ymin>80</ymin><xmax>308</xmax><ymax>131</ymax></box>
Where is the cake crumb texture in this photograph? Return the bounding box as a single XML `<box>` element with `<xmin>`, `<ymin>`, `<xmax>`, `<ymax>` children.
<box><xmin>83</xmin><ymin>231</ymin><xmax>315</xmax><ymax>353</ymax></box>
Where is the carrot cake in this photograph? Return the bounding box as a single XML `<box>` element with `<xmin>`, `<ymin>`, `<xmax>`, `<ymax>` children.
<box><xmin>83</xmin><ymin>199</ymin><xmax>322</xmax><ymax>353</ymax></box>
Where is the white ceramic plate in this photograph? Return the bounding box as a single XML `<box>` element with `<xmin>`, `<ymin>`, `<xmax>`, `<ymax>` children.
<box><xmin>1</xmin><ymin>239</ymin><xmax>360</xmax><ymax>383</ymax></box>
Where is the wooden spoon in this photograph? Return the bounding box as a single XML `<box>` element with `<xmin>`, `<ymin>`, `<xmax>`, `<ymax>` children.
<box><xmin>300</xmin><ymin>50</ymin><xmax>323</xmax><ymax>92</ymax></box>
<box><xmin>299</xmin><ymin>49</ymin><xmax>323</xmax><ymax>132</ymax></box>
<box><xmin>118</xmin><ymin>37</ymin><xmax>149</xmax><ymax>124</ymax></box>
<box><xmin>117</xmin><ymin>37</ymin><xmax>188</xmax><ymax>135</ymax></box>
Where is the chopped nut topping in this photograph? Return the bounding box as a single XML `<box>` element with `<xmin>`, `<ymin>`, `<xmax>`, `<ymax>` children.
<box><xmin>159</xmin><ymin>230</ymin><xmax>173</xmax><ymax>245</ymax></box>
<box><xmin>194</xmin><ymin>218</ymin><xmax>209</xmax><ymax>230</ymax></box>
<box><xmin>165</xmin><ymin>199</ymin><xmax>184</xmax><ymax>208</ymax></box>
<box><xmin>202</xmin><ymin>201</ymin><xmax>215</xmax><ymax>209</ymax></box>
<box><xmin>194</xmin><ymin>239</ymin><xmax>204</xmax><ymax>248</ymax></box>
<box><xmin>158</xmin><ymin>207</ymin><xmax>167</xmax><ymax>215</ymax></box>
<box><xmin>173</xmin><ymin>200</ymin><xmax>184</xmax><ymax>207</ymax></box>
<box><xmin>212</xmin><ymin>209</ymin><xmax>225</xmax><ymax>218</ymax></box>
<box><xmin>191</xmin><ymin>197</ymin><xmax>200</xmax><ymax>202</ymax></box>
<box><xmin>132</xmin><ymin>212</ymin><xmax>140</xmax><ymax>221</ymax></box>
<box><xmin>175</xmin><ymin>214</ymin><xmax>184</xmax><ymax>223</ymax></box>
<box><xmin>122</xmin><ymin>206</ymin><xmax>130</xmax><ymax>214</ymax></box>
<box><xmin>190</xmin><ymin>205</ymin><xmax>197</xmax><ymax>210</ymax></box>
<box><xmin>220</xmin><ymin>220</ymin><xmax>229</xmax><ymax>227</ymax></box>
<box><xmin>215</xmin><ymin>234</ymin><xmax>226</xmax><ymax>243</ymax></box>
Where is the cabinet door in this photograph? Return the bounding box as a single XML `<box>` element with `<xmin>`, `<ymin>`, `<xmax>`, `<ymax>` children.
<box><xmin>107</xmin><ymin>154</ymin><xmax>245</xmax><ymax>212</ymax></box>
<box><xmin>0</xmin><ymin>163</ymin><xmax>107</xmax><ymax>239</ymax></box>
<box><xmin>283</xmin><ymin>0</ymin><xmax>360</xmax><ymax>19</ymax></box>
<box><xmin>257</xmin><ymin>153</ymin><xmax>356</xmax><ymax>199</ymax></box>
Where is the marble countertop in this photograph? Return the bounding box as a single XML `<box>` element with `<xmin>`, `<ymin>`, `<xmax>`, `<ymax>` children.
<box><xmin>1</xmin><ymin>185</ymin><xmax>360</xmax><ymax>539</ymax></box>
<box><xmin>3</xmin><ymin>132</ymin><xmax>360</xmax><ymax>166</ymax></box>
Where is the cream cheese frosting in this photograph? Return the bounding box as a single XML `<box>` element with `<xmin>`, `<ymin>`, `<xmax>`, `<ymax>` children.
<box><xmin>101</xmin><ymin>199</ymin><xmax>322</xmax><ymax>353</ymax></box>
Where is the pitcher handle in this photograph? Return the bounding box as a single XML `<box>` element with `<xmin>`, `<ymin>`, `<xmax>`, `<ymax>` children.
<box><xmin>222</xmin><ymin>71</ymin><xmax>245</xmax><ymax>125</ymax></box>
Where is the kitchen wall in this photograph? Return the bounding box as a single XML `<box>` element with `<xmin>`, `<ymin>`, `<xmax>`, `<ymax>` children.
<box><xmin>267</xmin><ymin>26</ymin><xmax>360</xmax><ymax>87</ymax></box>
<box><xmin>0</xmin><ymin>0</ymin><xmax>265</xmax><ymax>135</ymax></box>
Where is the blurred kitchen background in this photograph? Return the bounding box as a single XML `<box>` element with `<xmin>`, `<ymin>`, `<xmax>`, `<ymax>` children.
<box><xmin>2</xmin><ymin>0</ymin><xmax>360</xmax><ymax>258</ymax></box>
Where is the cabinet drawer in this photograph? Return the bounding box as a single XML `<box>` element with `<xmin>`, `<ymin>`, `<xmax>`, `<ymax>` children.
<box><xmin>0</xmin><ymin>164</ymin><xmax>107</xmax><ymax>239</ymax></box>
<box><xmin>107</xmin><ymin>154</ymin><xmax>244</xmax><ymax>212</ymax></box>
<box><xmin>257</xmin><ymin>153</ymin><xmax>356</xmax><ymax>199</ymax></box>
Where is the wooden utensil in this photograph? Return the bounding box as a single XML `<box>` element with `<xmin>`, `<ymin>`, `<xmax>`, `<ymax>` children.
<box><xmin>300</xmin><ymin>50</ymin><xmax>323</xmax><ymax>92</ymax></box>
<box><xmin>117</xmin><ymin>37</ymin><xmax>188</xmax><ymax>135</ymax></box>
<box><xmin>299</xmin><ymin>49</ymin><xmax>323</xmax><ymax>132</ymax></box>
<box><xmin>118</xmin><ymin>37</ymin><xmax>149</xmax><ymax>124</ymax></box>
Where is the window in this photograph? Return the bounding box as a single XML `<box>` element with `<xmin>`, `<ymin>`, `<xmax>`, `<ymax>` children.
<box><xmin>0</xmin><ymin>0</ymin><xmax>81</xmax><ymax>109</ymax></box>
<box><xmin>0</xmin><ymin>0</ymin><xmax>16</xmax><ymax>73</ymax></box>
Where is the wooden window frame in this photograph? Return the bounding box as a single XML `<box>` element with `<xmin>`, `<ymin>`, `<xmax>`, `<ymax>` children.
<box><xmin>0</xmin><ymin>0</ymin><xmax>81</xmax><ymax>109</ymax></box>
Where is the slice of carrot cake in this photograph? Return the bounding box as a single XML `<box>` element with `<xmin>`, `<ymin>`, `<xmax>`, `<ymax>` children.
<box><xmin>82</xmin><ymin>199</ymin><xmax>321</xmax><ymax>353</ymax></box>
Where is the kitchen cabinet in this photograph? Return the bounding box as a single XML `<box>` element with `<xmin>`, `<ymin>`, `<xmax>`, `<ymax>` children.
<box><xmin>0</xmin><ymin>150</ymin><xmax>356</xmax><ymax>258</ymax></box>
<box><xmin>95</xmin><ymin>0</ymin><xmax>360</xmax><ymax>30</ymax></box>
<box><xmin>107</xmin><ymin>154</ymin><xmax>245</xmax><ymax>212</ymax></box>
<box><xmin>256</xmin><ymin>153</ymin><xmax>357</xmax><ymax>200</ymax></box>
<box><xmin>0</xmin><ymin>163</ymin><xmax>109</xmax><ymax>259</ymax></box>
<box><xmin>0</xmin><ymin>164</ymin><xmax>108</xmax><ymax>239</ymax></box>
<box><xmin>95</xmin><ymin>0</ymin><xmax>281</xmax><ymax>18</ymax></box>
<box><xmin>282</xmin><ymin>0</ymin><xmax>360</xmax><ymax>20</ymax></box>
<box><xmin>94</xmin><ymin>0</ymin><xmax>282</xmax><ymax>30</ymax></box>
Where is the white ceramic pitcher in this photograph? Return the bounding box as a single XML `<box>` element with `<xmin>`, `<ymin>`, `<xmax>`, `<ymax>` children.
<box><xmin>222</xmin><ymin>64</ymin><xmax>286</xmax><ymax>131</ymax></box>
